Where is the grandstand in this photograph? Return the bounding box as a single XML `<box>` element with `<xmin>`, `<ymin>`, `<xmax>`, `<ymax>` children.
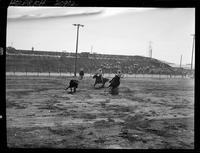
<box><xmin>6</xmin><ymin>47</ymin><xmax>191</xmax><ymax>75</ymax></box>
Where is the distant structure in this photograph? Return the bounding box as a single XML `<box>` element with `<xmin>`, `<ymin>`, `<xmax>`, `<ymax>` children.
<box><xmin>180</xmin><ymin>54</ymin><xmax>182</xmax><ymax>68</ymax></box>
<box><xmin>91</xmin><ymin>45</ymin><xmax>93</xmax><ymax>54</ymax></box>
<box><xmin>32</xmin><ymin>47</ymin><xmax>34</xmax><ymax>51</ymax></box>
<box><xmin>62</xmin><ymin>50</ymin><xmax>67</xmax><ymax>54</ymax></box>
<box><xmin>190</xmin><ymin>34</ymin><xmax>195</xmax><ymax>70</ymax></box>
<box><xmin>149</xmin><ymin>41</ymin><xmax>152</xmax><ymax>58</ymax></box>
<box><xmin>8</xmin><ymin>47</ymin><xmax>185</xmax><ymax>75</ymax></box>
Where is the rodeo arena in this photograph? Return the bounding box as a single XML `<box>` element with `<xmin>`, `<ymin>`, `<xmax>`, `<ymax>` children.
<box><xmin>6</xmin><ymin>7</ymin><xmax>194</xmax><ymax>149</ymax></box>
<box><xmin>6</xmin><ymin>45</ymin><xmax>195</xmax><ymax>149</ymax></box>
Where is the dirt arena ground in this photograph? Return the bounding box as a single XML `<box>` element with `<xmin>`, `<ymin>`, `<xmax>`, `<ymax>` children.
<box><xmin>6</xmin><ymin>75</ymin><xmax>194</xmax><ymax>149</ymax></box>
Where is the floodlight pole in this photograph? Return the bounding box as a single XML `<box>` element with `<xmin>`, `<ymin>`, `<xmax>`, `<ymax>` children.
<box><xmin>149</xmin><ymin>41</ymin><xmax>152</xmax><ymax>58</ymax></box>
<box><xmin>91</xmin><ymin>45</ymin><xmax>93</xmax><ymax>54</ymax></box>
<box><xmin>180</xmin><ymin>54</ymin><xmax>182</xmax><ymax>68</ymax></box>
<box><xmin>190</xmin><ymin>34</ymin><xmax>195</xmax><ymax>70</ymax></box>
<box><xmin>73</xmin><ymin>24</ymin><xmax>84</xmax><ymax>77</ymax></box>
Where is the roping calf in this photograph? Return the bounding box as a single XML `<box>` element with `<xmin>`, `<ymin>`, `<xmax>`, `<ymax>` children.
<box><xmin>64</xmin><ymin>79</ymin><xmax>79</xmax><ymax>93</ymax></box>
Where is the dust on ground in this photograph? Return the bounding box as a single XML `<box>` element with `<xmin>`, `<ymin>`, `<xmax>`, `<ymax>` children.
<box><xmin>6</xmin><ymin>76</ymin><xmax>194</xmax><ymax>149</ymax></box>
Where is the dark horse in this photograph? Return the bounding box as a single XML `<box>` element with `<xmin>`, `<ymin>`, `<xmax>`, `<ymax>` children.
<box><xmin>108</xmin><ymin>75</ymin><xmax>121</xmax><ymax>89</ymax></box>
<box><xmin>93</xmin><ymin>74</ymin><xmax>109</xmax><ymax>88</ymax></box>
<box><xmin>108</xmin><ymin>75</ymin><xmax>121</xmax><ymax>95</ymax></box>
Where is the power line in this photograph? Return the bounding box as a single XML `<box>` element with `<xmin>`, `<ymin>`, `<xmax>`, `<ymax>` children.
<box><xmin>73</xmin><ymin>24</ymin><xmax>84</xmax><ymax>77</ymax></box>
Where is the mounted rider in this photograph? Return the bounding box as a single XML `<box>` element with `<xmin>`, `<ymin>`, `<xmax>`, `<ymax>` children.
<box><xmin>93</xmin><ymin>68</ymin><xmax>109</xmax><ymax>88</ymax></box>
<box><xmin>96</xmin><ymin>68</ymin><xmax>103</xmax><ymax>82</ymax></box>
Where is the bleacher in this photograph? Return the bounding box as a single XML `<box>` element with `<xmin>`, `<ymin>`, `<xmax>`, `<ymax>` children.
<box><xmin>6</xmin><ymin>47</ymin><xmax>190</xmax><ymax>75</ymax></box>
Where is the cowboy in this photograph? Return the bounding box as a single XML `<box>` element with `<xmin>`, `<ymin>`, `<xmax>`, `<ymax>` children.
<box><xmin>93</xmin><ymin>68</ymin><xmax>109</xmax><ymax>88</ymax></box>
<box><xmin>95</xmin><ymin>68</ymin><xmax>103</xmax><ymax>82</ymax></box>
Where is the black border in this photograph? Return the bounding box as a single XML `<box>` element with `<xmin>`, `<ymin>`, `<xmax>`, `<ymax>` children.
<box><xmin>70</xmin><ymin>0</ymin><xmax>198</xmax><ymax>7</ymax></box>
<box><xmin>0</xmin><ymin>0</ymin><xmax>199</xmax><ymax>152</ymax></box>
<box><xmin>0</xmin><ymin>1</ymin><xmax>8</xmax><ymax>153</ymax></box>
<box><xmin>2</xmin><ymin>0</ymin><xmax>200</xmax><ymax>7</ymax></box>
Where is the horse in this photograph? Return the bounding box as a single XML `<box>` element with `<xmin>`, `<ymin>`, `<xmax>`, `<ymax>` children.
<box><xmin>107</xmin><ymin>71</ymin><xmax>123</xmax><ymax>95</ymax></box>
<box><xmin>93</xmin><ymin>74</ymin><xmax>109</xmax><ymax>88</ymax></box>
<box><xmin>108</xmin><ymin>75</ymin><xmax>121</xmax><ymax>89</ymax></box>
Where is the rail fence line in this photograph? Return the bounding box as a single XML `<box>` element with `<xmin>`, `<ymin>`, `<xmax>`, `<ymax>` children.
<box><xmin>6</xmin><ymin>72</ymin><xmax>192</xmax><ymax>79</ymax></box>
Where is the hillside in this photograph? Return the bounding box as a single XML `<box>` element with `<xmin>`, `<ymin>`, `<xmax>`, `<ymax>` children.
<box><xmin>6</xmin><ymin>47</ymin><xmax>188</xmax><ymax>75</ymax></box>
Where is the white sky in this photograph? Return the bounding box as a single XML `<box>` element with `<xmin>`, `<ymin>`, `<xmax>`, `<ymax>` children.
<box><xmin>7</xmin><ymin>7</ymin><xmax>195</xmax><ymax>65</ymax></box>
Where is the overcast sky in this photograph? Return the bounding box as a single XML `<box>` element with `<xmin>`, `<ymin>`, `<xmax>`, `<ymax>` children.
<box><xmin>7</xmin><ymin>7</ymin><xmax>195</xmax><ymax>65</ymax></box>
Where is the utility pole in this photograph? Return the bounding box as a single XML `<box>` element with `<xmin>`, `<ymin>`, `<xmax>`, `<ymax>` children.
<box><xmin>73</xmin><ymin>24</ymin><xmax>84</xmax><ymax>77</ymax></box>
<box><xmin>190</xmin><ymin>34</ymin><xmax>195</xmax><ymax>70</ymax></box>
<box><xmin>180</xmin><ymin>54</ymin><xmax>182</xmax><ymax>68</ymax></box>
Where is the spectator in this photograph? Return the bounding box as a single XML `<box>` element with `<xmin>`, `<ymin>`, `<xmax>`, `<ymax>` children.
<box><xmin>79</xmin><ymin>68</ymin><xmax>84</xmax><ymax>80</ymax></box>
